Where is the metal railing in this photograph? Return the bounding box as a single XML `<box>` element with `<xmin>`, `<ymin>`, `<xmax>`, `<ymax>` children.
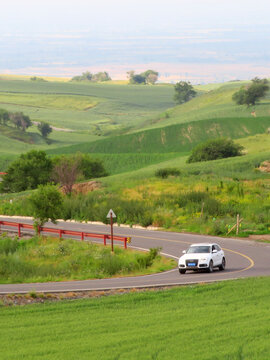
<box><xmin>0</xmin><ymin>220</ymin><xmax>130</xmax><ymax>249</ymax></box>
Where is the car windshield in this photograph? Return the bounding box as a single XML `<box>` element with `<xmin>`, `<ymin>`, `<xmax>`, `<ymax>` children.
<box><xmin>186</xmin><ymin>246</ymin><xmax>210</xmax><ymax>254</ymax></box>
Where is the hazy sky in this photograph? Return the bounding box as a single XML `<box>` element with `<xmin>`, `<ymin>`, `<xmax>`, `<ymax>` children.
<box><xmin>1</xmin><ymin>0</ymin><xmax>270</xmax><ymax>82</ymax></box>
<box><xmin>2</xmin><ymin>0</ymin><xmax>270</xmax><ymax>33</ymax></box>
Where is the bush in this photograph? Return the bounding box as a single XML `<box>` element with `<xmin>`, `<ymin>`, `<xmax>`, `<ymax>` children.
<box><xmin>155</xmin><ymin>168</ymin><xmax>181</xmax><ymax>179</ymax></box>
<box><xmin>187</xmin><ymin>138</ymin><xmax>244</xmax><ymax>163</ymax></box>
<box><xmin>0</xmin><ymin>150</ymin><xmax>52</xmax><ymax>193</ymax></box>
<box><xmin>0</xmin><ymin>235</ymin><xmax>19</xmax><ymax>255</ymax></box>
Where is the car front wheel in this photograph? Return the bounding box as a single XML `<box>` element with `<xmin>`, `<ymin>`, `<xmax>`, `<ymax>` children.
<box><xmin>207</xmin><ymin>260</ymin><xmax>213</xmax><ymax>273</ymax></box>
<box><xmin>179</xmin><ymin>269</ymin><xmax>186</xmax><ymax>274</ymax></box>
<box><xmin>219</xmin><ymin>257</ymin><xmax>226</xmax><ymax>271</ymax></box>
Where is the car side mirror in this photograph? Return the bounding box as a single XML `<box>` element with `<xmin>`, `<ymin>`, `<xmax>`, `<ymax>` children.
<box><xmin>212</xmin><ymin>249</ymin><xmax>217</xmax><ymax>253</ymax></box>
<box><xmin>182</xmin><ymin>250</ymin><xmax>186</xmax><ymax>254</ymax></box>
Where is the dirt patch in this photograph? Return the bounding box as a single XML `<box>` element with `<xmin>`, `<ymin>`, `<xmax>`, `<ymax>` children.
<box><xmin>71</xmin><ymin>181</ymin><xmax>101</xmax><ymax>194</ymax></box>
<box><xmin>0</xmin><ymin>285</ymin><xmax>188</xmax><ymax>306</ymax></box>
<box><xmin>258</xmin><ymin>161</ymin><xmax>270</xmax><ymax>173</ymax></box>
<box><xmin>138</xmin><ymin>133</ymin><xmax>145</xmax><ymax>143</ymax></box>
<box><xmin>249</xmin><ymin>234</ymin><xmax>270</xmax><ymax>241</ymax></box>
<box><xmin>161</xmin><ymin>130</ymin><xmax>166</xmax><ymax>145</ymax></box>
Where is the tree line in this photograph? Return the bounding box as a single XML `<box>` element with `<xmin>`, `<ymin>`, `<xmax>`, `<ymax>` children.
<box><xmin>127</xmin><ymin>70</ymin><xmax>159</xmax><ymax>85</ymax></box>
<box><xmin>0</xmin><ymin>150</ymin><xmax>108</xmax><ymax>194</ymax></box>
<box><xmin>172</xmin><ymin>77</ymin><xmax>269</xmax><ymax>107</ymax></box>
<box><xmin>0</xmin><ymin>108</ymin><xmax>52</xmax><ymax>139</ymax></box>
<box><xmin>71</xmin><ymin>71</ymin><xmax>111</xmax><ymax>82</ymax></box>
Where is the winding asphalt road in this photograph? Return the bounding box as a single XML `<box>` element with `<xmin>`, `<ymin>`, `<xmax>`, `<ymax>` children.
<box><xmin>0</xmin><ymin>216</ymin><xmax>270</xmax><ymax>294</ymax></box>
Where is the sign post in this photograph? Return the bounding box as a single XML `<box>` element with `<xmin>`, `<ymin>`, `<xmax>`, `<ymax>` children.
<box><xmin>106</xmin><ymin>209</ymin><xmax>116</xmax><ymax>252</ymax></box>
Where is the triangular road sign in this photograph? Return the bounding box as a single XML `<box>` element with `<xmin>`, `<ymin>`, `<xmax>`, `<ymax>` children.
<box><xmin>107</xmin><ymin>209</ymin><xmax>116</xmax><ymax>218</ymax></box>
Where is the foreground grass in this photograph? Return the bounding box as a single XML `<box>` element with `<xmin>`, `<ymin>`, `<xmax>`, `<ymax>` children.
<box><xmin>0</xmin><ymin>236</ymin><xmax>174</xmax><ymax>284</ymax></box>
<box><xmin>0</xmin><ymin>277</ymin><xmax>270</xmax><ymax>359</ymax></box>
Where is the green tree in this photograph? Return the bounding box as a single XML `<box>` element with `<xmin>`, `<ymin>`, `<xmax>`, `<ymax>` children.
<box><xmin>187</xmin><ymin>138</ymin><xmax>244</xmax><ymax>163</ymax></box>
<box><xmin>130</xmin><ymin>74</ymin><xmax>146</xmax><ymax>84</ymax></box>
<box><xmin>174</xmin><ymin>81</ymin><xmax>197</xmax><ymax>104</ymax></box>
<box><xmin>128</xmin><ymin>69</ymin><xmax>159</xmax><ymax>85</ymax></box>
<box><xmin>232</xmin><ymin>78</ymin><xmax>269</xmax><ymax>107</ymax></box>
<box><xmin>38</xmin><ymin>121</ymin><xmax>52</xmax><ymax>139</ymax></box>
<box><xmin>9</xmin><ymin>112</ymin><xmax>32</xmax><ymax>131</ymax></box>
<box><xmin>0</xmin><ymin>109</ymin><xmax>9</xmax><ymax>125</ymax></box>
<box><xmin>141</xmin><ymin>70</ymin><xmax>159</xmax><ymax>84</ymax></box>
<box><xmin>78</xmin><ymin>153</ymin><xmax>108</xmax><ymax>179</ymax></box>
<box><xmin>71</xmin><ymin>71</ymin><xmax>93</xmax><ymax>81</ymax></box>
<box><xmin>29</xmin><ymin>184</ymin><xmax>63</xmax><ymax>231</ymax></box>
<box><xmin>0</xmin><ymin>150</ymin><xmax>53</xmax><ymax>193</ymax></box>
<box><xmin>92</xmin><ymin>71</ymin><xmax>111</xmax><ymax>82</ymax></box>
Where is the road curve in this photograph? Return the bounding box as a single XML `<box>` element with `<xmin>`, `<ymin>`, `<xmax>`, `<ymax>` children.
<box><xmin>0</xmin><ymin>217</ymin><xmax>270</xmax><ymax>294</ymax></box>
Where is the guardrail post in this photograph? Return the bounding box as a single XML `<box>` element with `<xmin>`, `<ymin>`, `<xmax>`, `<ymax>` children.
<box><xmin>0</xmin><ymin>220</ymin><xmax>1</xmax><ymax>234</ymax></box>
<box><xmin>124</xmin><ymin>238</ymin><xmax>127</xmax><ymax>249</ymax></box>
<box><xmin>59</xmin><ymin>229</ymin><xmax>62</xmax><ymax>239</ymax></box>
<box><xmin>81</xmin><ymin>232</ymin><xmax>84</xmax><ymax>241</ymax></box>
<box><xmin>18</xmin><ymin>223</ymin><xmax>21</xmax><ymax>238</ymax></box>
<box><xmin>103</xmin><ymin>235</ymin><xmax>107</xmax><ymax>246</ymax></box>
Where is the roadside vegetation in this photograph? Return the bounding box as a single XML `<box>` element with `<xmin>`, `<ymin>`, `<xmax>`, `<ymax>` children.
<box><xmin>0</xmin><ymin>235</ymin><xmax>173</xmax><ymax>284</ymax></box>
<box><xmin>1</xmin><ymin>277</ymin><xmax>269</xmax><ymax>359</ymax></box>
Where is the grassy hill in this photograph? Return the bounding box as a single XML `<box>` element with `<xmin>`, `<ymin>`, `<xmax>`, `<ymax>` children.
<box><xmin>142</xmin><ymin>81</ymin><xmax>270</xmax><ymax>130</ymax></box>
<box><xmin>0</xmin><ymin>79</ymin><xmax>174</xmax><ymax>133</ymax></box>
<box><xmin>47</xmin><ymin>117</ymin><xmax>270</xmax><ymax>154</ymax></box>
<box><xmin>0</xmin><ymin>78</ymin><xmax>175</xmax><ymax>170</ymax></box>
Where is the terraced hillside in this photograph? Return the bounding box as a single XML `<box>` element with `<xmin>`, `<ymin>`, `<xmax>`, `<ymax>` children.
<box><xmin>49</xmin><ymin>117</ymin><xmax>270</xmax><ymax>155</ymax></box>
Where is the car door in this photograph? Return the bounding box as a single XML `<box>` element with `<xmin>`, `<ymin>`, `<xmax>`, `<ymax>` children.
<box><xmin>211</xmin><ymin>245</ymin><xmax>219</xmax><ymax>266</ymax></box>
<box><xmin>216</xmin><ymin>245</ymin><xmax>223</xmax><ymax>265</ymax></box>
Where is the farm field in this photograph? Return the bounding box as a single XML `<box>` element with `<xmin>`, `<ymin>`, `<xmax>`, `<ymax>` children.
<box><xmin>48</xmin><ymin>116</ymin><xmax>270</xmax><ymax>155</ymax></box>
<box><xmin>1</xmin><ymin>277</ymin><xmax>270</xmax><ymax>359</ymax></box>
<box><xmin>0</xmin><ymin>79</ymin><xmax>174</xmax><ymax>133</ymax></box>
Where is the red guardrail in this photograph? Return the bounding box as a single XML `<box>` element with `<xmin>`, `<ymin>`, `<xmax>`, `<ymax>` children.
<box><xmin>0</xmin><ymin>221</ymin><xmax>130</xmax><ymax>249</ymax></box>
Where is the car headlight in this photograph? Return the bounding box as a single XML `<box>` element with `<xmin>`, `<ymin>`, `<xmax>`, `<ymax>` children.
<box><xmin>200</xmin><ymin>258</ymin><xmax>208</xmax><ymax>261</ymax></box>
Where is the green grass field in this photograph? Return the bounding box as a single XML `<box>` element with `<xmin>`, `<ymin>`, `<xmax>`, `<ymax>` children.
<box><xmin>48</xmin><ymin>117</ymin><xmax>270</xmax><ymax>155</ymax></box>
<box><xmin>0</xmin><ymin>79</ymin><xmax>174</xmax><ymax>132</ymax></box>
<box><xmin>0</xmin><ymin>235</ymin><xmax>174</xmax><ymax>284</ymax></box>
<box><xmin>1</xmin><ymin>277</ymin><xmax>270</xmax><ymax>359</ymax></box>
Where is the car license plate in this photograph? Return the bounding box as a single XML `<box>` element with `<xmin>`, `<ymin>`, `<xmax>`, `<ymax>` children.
<box><xmin>188</xmin><ymin>262</ymin><xmax>196</xmax><ymax>266</ymax></box>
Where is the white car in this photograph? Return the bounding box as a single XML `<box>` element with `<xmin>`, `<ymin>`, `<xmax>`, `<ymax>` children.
<box><xmin>178</xmin><ymin>243</ymin><xmax>226</xmax><ymax>274</ymax></box>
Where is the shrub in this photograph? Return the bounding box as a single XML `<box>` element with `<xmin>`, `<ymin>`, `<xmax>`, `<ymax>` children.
<box><xmin>0</xmin><ymin>235</ymin><xmax>19</xmax><ymax>255</ymax></box>
<box><xmin>0</xmin><ymin>150</ymin><xmax>52</xmax><ymax>193</ymax></box>
<box><xmin>155</xmin><ymin>168</ymin><xmax>181</xmax><ymax>179</ymax></box>
<box><xmin>187</xmin><ymin>138</ymin><xmax>244</xmax><ymax>163</ymax></box>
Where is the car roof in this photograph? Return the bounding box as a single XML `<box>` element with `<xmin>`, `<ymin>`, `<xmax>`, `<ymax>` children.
<box><xmin>189</xmin><ymin>243</ymin><xmax>218</xmax><ymax>247</ymax></box>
